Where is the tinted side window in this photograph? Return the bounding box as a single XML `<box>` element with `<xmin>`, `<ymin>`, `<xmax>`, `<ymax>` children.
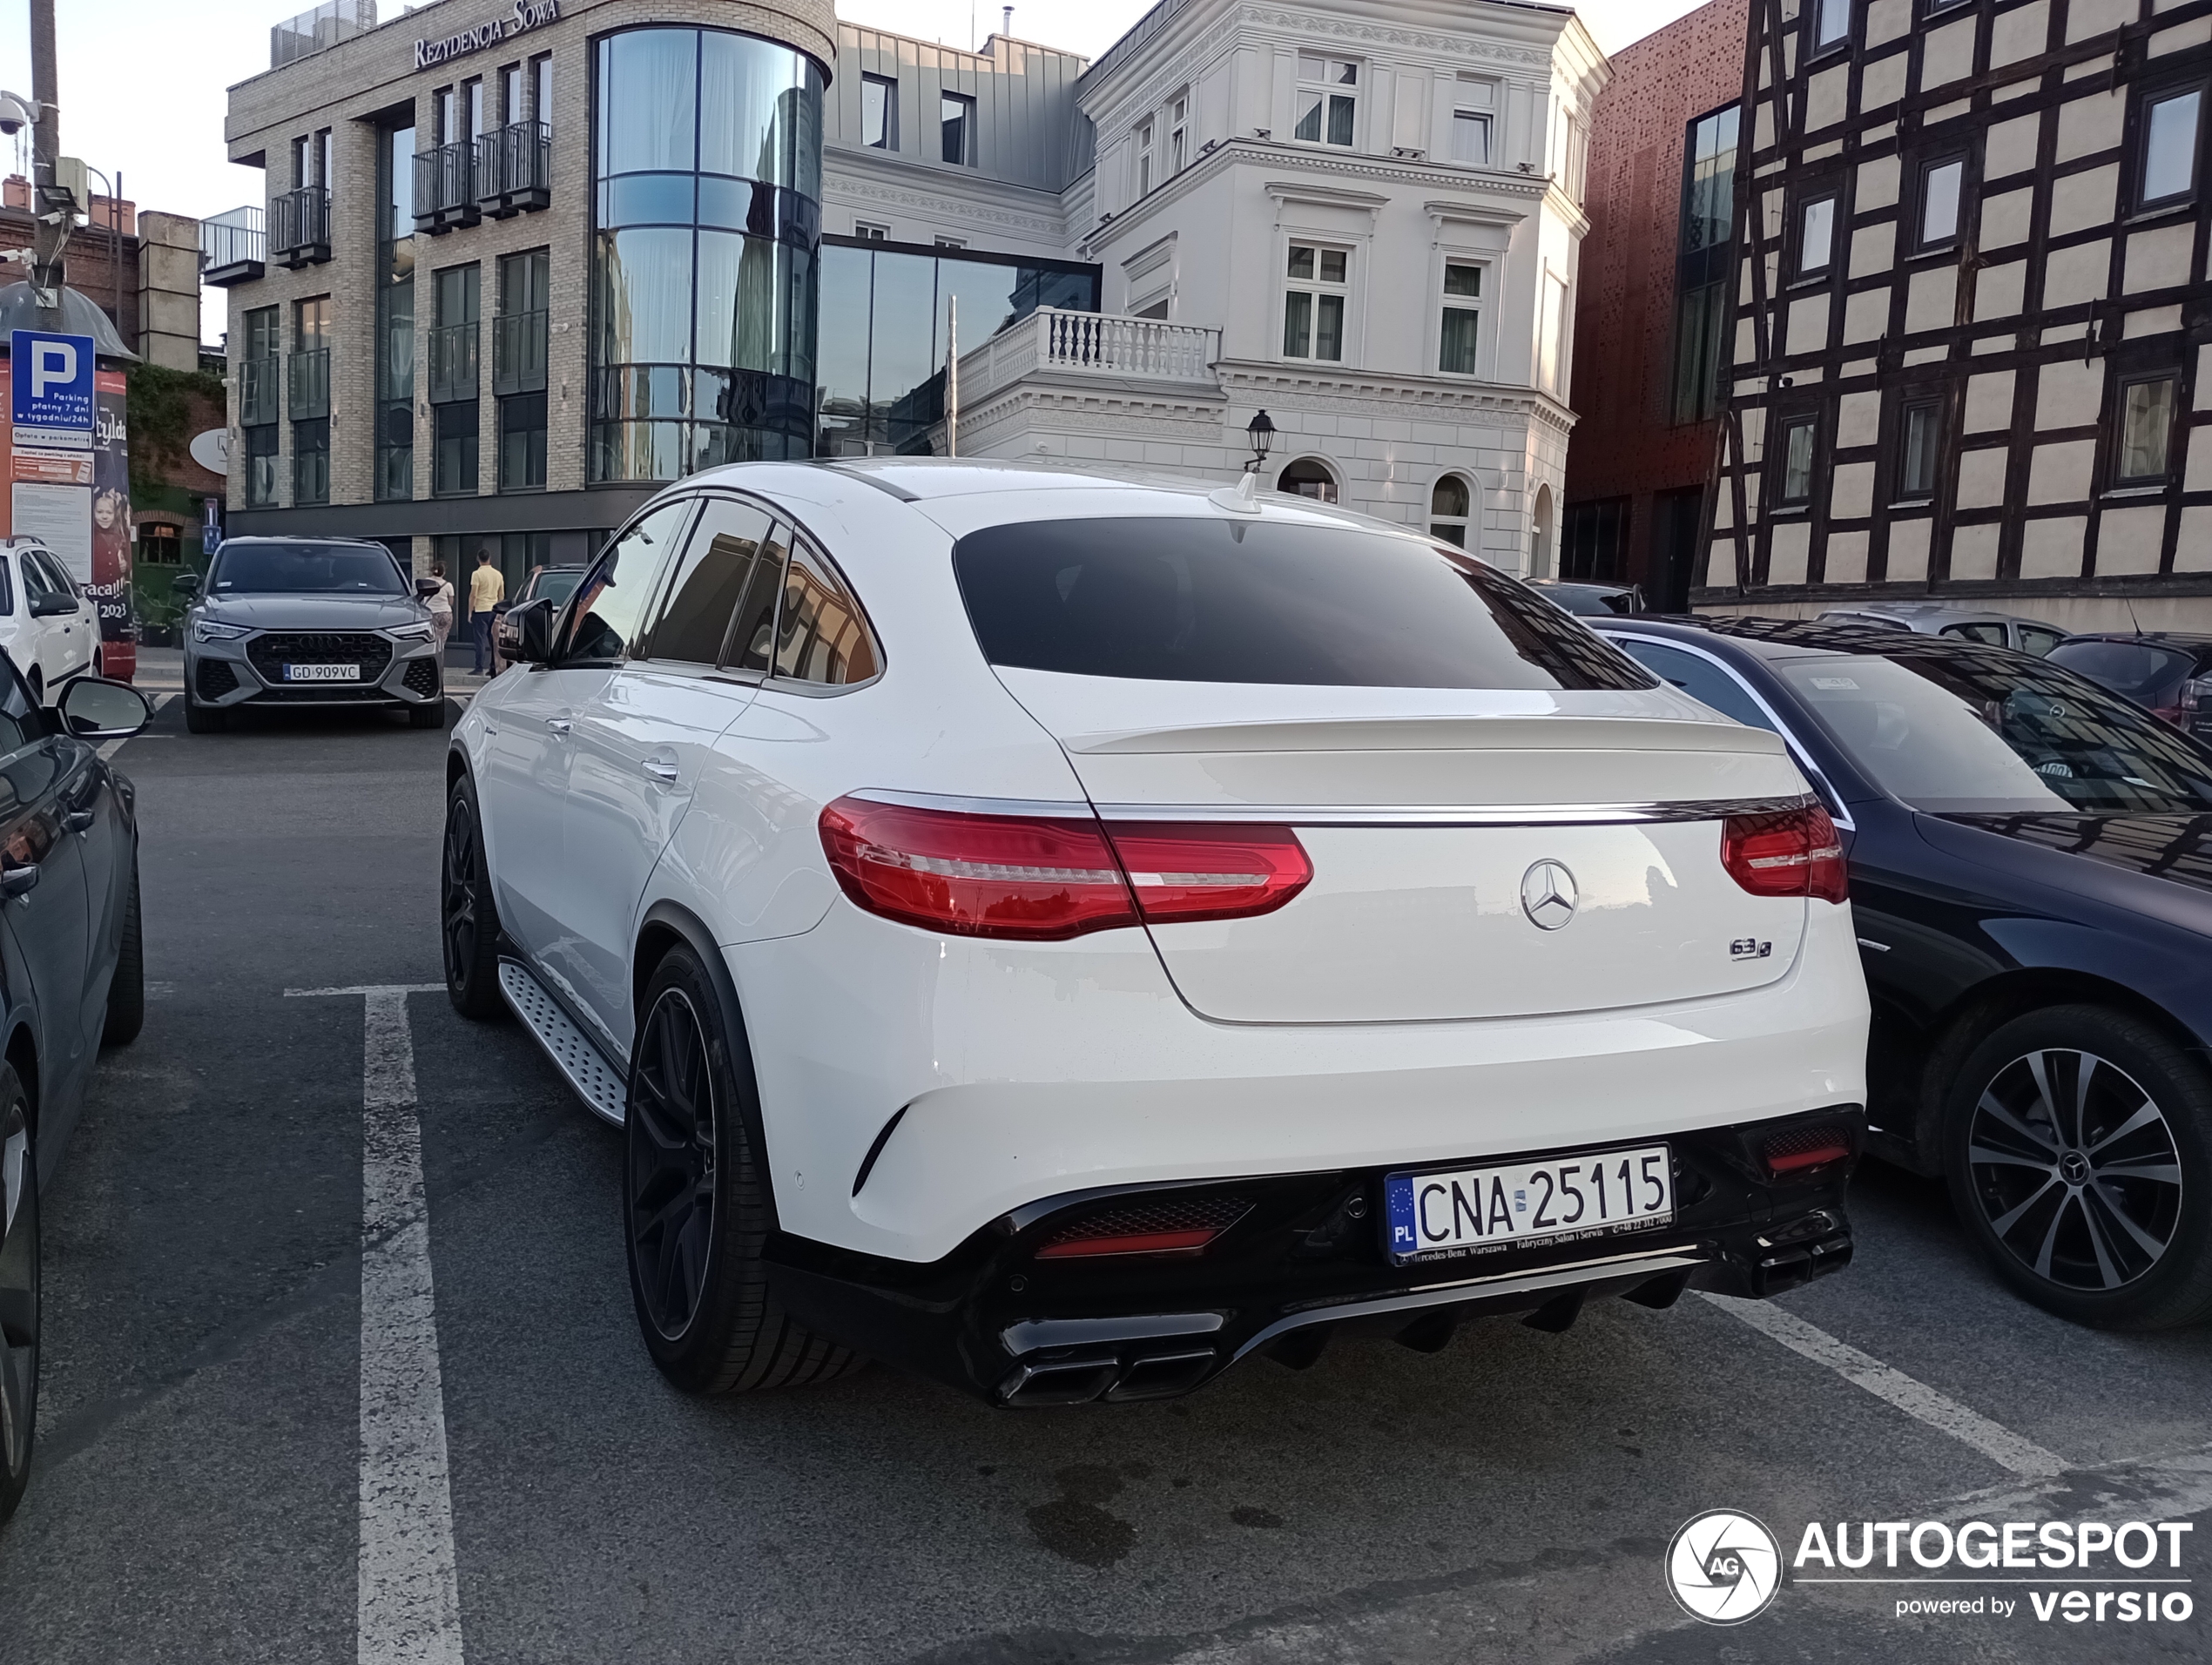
<box><xmin>0</xmin><ymin>650</ymin><xmax>36</xmax><ymax>756</ymax></box>
<box><xmin>644</xmin><ymin>498</ymin><xmax>778</xmax><ymax>666</ymax></box>
<box><xmin>1943</xmin><ymin>623</ymin><xmax>2007</xmax><ymax>647</ymax></box>
<box><xmin>2018</xmin><ymin>625</ymin><xmax>2067</xmax><ymax>657</ymax></box>
<box><xmin>17</xmin><ymin>553</ymin><xmax>58</xmax><ymax>607</ymax></box>
<box><xmin>954</xmin><ymin>517</ymin><xmax>1655</xmax><ymax>691</ymax></box>
<box><xmin>0</xmin><ymin>556</ymin><xmax>13</xmax><ymax>617</ymax></box>
<box><xmin>1615</xmin><ymin>639</ymin><xmax>1777</xmax><ymax>732</ymax></box>
<box><xmin>773</xmin><ymin>539</ymin><xmax>880</xmax><ymax>685</ymax></box>
<box><xmin>560</xmin><ymin>501</ymin><xmax>692</xmax><ymax>664</ymax></box>
<box><xmin>725</xmin><ymin>522</ymin><xmax>789</xmax><ymax>673</ymax></box>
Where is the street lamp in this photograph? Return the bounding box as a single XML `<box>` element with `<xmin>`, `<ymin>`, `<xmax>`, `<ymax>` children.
<box><xmin>1244</xmin><ymin>408</ymin><xmax>1275</xmax><ymax>475</ymax></box>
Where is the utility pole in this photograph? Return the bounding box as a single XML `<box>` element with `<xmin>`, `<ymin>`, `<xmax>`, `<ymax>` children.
<box><xmin>29</xmin><ymin>0</ymin><xmax>64</xmax><ymax>327</ymax></box>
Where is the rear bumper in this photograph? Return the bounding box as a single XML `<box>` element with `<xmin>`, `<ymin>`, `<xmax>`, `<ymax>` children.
<box><xmin>764</xmin><ymin>1105</ymin><xmax>1864</xmax><ymax>1405</ymax></box>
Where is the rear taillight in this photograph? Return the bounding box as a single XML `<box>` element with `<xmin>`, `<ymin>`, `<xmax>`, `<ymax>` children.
<box><xmin>1035</xmin><ymin>1196</ymin><xmax>1251</xmax><ymax>1259</ymax></box>
<box><xmin>818</xmin><ymin>797</ymin><xmax>1312</xmax><ymax>940</ymax></box>
<box><xmin>1763</xmin><ymin>1124</ymin><xmax>1853</xmax><ymax>1177</ymax></box>
<box><xmin>1722</xmin><ymin>802</ymin><xmax>1848</xmax><ymax>905</ymax></box>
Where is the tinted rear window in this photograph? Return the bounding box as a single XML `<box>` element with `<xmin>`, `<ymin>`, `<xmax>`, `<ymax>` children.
<box><xmin>954</xmin><ymin>517</ymin><xmax>1656</xmax><ymax>691</ymax></box>
<box><xmin>2045</xmin><ymin>639</ymin><xmax>2196</xmax><ymax>705</ymax></box>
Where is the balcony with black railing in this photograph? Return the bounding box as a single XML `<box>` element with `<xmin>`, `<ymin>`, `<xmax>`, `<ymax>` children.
<box><xmin>238</xmin><ymin>355</ymin><xmax>282</xmax><ymax>427</ymax></box>
<box><xmin>288</xmin><ymin>349</ymin><xmax>330</xmax><ymax>420</ymax></box>
<box><xmin>492</xmin><ymin>310</ymin><xmax>549</xmax><ymax>397</ymax></box>
<box><xmin>271</xmin><ymin>186</ymin><xmax>332</xmax><ymax>268</ymax></box>
<box><xmin>476</xmin><ymin>122</ymin><xmax>551</xmax><ymax>218</ymax></box>
<box><xmin>201</xmin><ymin>208</ymin><xmax>266</xmax><ymax>286</ymax></box>
<box><xmin>428</xmin><ymin>321</ymin><xmax>480</xmax><ymax>405</ymax></box>
<box><xmin>413</xmin><ymin>140</ymin><xmax>479</xmax><ymax>234</ymax></box>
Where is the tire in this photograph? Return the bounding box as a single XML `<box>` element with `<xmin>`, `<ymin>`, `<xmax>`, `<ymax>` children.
<box><xmin>1944</xmin><ymin>1004</ymin><xmax>2212</xmax><ymax>1330</ymax></box>
<box><xmin>183</xmin><ymin>691</ymin><xmax>225</xmax><ymax>734</ymax></box>
<box><xmin>408</xmin><ymin>699</ymin><xmax>447</xmax><ymax>731</ymax></box>
<box><xmin>624</xmin><ymin>945</ymin><xmax>861</xmax><ymax>1394</ymax></box>
<box><xmin>100</xmin><ymin>857</ymin><xmax>145</xmax><ymax>1048</ymax></box>
<box><xmin>0</xmin><ymin>1068</ymin><xmax>39</xmax><ymax>1525</ymax></box>
<box><xmin>441</xmin><ymin>773</ymin><xmax>505</xmax><ymax>1020</ymax></box>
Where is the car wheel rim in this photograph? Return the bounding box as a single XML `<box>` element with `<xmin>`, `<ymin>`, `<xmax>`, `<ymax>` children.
<box><xmin>0</xmin><ymin>1100</ymin><xmax>36</xmax><ymax>1484</ymax></box>
<box><xmin>441</xmin><ymin>805</ymin><xmax>478</xmax><ymax>982</ymax></box>
<box><xmin>1967</xmin><ymin>1048</ymin><xmax>2184</xmax><ymax>1292</ymax></box>
<box><xmin>629</xmin><ymin>988</ymin><xmax>716</xmax><ymax>1340</ymax></box>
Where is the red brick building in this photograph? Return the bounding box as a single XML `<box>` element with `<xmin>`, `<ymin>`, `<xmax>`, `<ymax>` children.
<box><xmin>1561</xmin><ymin>1</ymin><xmax>1745</xmax><ymax>612</ymax></box>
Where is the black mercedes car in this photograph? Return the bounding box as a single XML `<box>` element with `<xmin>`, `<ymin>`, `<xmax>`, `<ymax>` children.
<box><xmin>0</xmin><ymin>667</ymin><xmax>151</xmax><ymax>1522</ymax></box>
<box><xmin>1590</xmin><ymin>616</ymin><xmax>2212</xmax><ymax>1331</ymax></box>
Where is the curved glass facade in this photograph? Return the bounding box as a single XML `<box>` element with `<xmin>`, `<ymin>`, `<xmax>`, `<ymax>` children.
<box><xmin>591</xmin><ymin>27</ymin><xmax>822</xmax><ymax>481</ymax></box>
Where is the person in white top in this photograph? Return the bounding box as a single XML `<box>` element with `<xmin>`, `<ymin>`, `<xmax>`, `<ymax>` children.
<box><xmin>425</xmin><ymin>561</ymin><xmax>456</xmax><ymax>656</ymax></box>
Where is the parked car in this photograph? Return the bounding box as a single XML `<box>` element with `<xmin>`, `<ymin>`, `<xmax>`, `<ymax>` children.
<box><xmin>445</xmin><ymin>458</ymin><xmax>1869</xmax><ymax>1407</ymax></box>
<box><xmin>175</xmin><ymin>538</ymin><xmax>446</xmax><ymax>733</ymax></box>
<box><xmin>0</xmin><ymin>541</ymin><xmax>98</xmax><ymax>704</ymax></box>
<box><xmin>1817</xmin><ymin>601</ymin><xmax>2069</xmax><ymax>657</ymax></box>
<box><xmin>1592</xmin><ymin>614</ymin><xmax>2212</xmax><ymax>1329</ymax></box>
<box><xmin>1527</xmin><ymin>578</ymin><xmax>1644</xmax><ymax>616</ymax></box>
<box><xmin>2044</xmin><ymin>633</ymin><xmax>2212</xmax><ymax>738</ymax></box>
<box><xmin>0</xmin><ymin>666</ymin><xmax>152</xmax><ymax>1522</ymax></box>
<box><xmin>495</xmin><ymin>564</ymin><xmax>587</xmax><ymax>670</ymax></box>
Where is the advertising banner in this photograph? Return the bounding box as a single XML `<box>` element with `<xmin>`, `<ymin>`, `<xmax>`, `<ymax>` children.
<box><xmin>91</xmin><ymin>370</ymin><xmax>132</xmax><ymax>646</ymax></box>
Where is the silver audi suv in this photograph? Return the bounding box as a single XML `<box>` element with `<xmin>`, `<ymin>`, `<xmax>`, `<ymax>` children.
<box><xmin>177</xmin><ymin>537</ymin><xmax>446</xmax><ymax>732</ymax></box>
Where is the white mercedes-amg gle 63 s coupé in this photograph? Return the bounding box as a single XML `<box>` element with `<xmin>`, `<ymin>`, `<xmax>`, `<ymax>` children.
<box><xmin>444</xmin><ymin>459</ymin><xmax>1870</xmax><ymax>1406</ymax></box>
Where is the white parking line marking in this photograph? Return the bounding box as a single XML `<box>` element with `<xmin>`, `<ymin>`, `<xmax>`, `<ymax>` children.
<box><xmin>1698</xmin><ymin>1291</ymin><xmax>2067</xmax><ymax>1478</ymax></box>
<box><xmin>289</xmin><ymin>983</ymin><xmax>466</xmax><ymax>1665</ymax></box>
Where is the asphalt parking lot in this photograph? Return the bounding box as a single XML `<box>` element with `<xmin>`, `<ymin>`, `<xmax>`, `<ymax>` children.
<box><xmin>0</xmin><ymin>679</ymin><xmax>2206</xmax><ymax>1664</ymax></box>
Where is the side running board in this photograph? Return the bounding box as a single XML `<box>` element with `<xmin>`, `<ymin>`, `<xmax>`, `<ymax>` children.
<box><xmin>497</xmin><ymin>959</ymin><xmax>628</xmax><ymax>1127</ymax></box>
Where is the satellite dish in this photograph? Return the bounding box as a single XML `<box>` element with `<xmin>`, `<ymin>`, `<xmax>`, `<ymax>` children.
<box><xmin>187</xmin><ymin>428</ymin><xmax>230</xmax><ymax>475</ymax></box>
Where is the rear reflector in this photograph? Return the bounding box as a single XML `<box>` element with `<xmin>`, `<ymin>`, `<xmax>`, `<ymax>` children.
<box><xmin>1764</xmin><ymin>1124</ymin><xmax>1853</xmax><ymax>1176</ymax></box>
<box><xmin>1035</xmin><ymin>1196</ymin><xmax>1251</xmax><ymax>1259</ymax></box>
<box><xmin>1722</xmin><ymin>802</ymin><xmax>1848</xmax><ymax>905</ymax></box>
<box><xmin>819</xmin><ymin>796</ymin><xmax>1312</xmax><ymax>940</ymax></box>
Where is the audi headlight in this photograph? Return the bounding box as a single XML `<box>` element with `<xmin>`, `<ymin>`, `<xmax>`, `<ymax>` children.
<box><xmin>192</xmin><ymin>619</ymin><xmax>250</xmax><ymax>643</ymax></box>
<box><xmin>388</xmin><ymin>623</ymin><xmax>435</xmax><ymax>642</ymax></box>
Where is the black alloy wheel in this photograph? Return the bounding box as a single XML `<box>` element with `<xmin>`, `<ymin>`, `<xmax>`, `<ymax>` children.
<box><xmin>1946</xmin><ymin>1006</ymin><xmax>2212</xmax><ymax>1329</ymax></box>
<box><xmin>441</xmin><ymin>777</ymin><xmax>504</xmax><ymax>1019</ymax></box>
<box><xmin>0</xmin><ymin>1069</ymin><xmax>39</xmax><ymax>1524</ymax></box>
<box><xmin>629</xmin><ymin>984</ymin><xmax>718</xmax><ymax>1344</ymax></box>
<box><xmin>623</xmin><ymin>946</ymin><xmax>860</xmax><ymax>1394</ymax></box>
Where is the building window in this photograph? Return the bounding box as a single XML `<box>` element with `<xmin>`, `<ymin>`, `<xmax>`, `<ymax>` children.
<box><xmin>139</xmin><ymin>524</ymin><xmax>181</xmax><ymax>565</ymax></box>
<box><xmin>240</xmin><ymin>303</ymin><xmax>281</xmax><ymax>506</ymax></box>
<box><xmin>1796</xmin><ymin>193</ymin><xmax>1837</xmax><ymax>279</ymax></box>
<box><xmin>431</xmin><ymin>264</ymin><xmax>480</xmax><ymax>495</ymax></box>
<box><xmin>941</xmin><ymin>92</ymin><xmax>974</xmax><ymax>165</ymax></box>
<box><xmin>1776</xmin><ymin>415</ymin><xmax>1817</xmax><ymax>505</ymax></box>
<box><xmin>1294</xmin><ymin>56</ymin><xmax>1358</xmax><ymax>148</ymax></box>
<box><xmin>854</xmin><ymin>219</ymin><xmax>889</xmax><ymax>240</ymax></box>
<box><xmin>1283</xmin><ymin>243</ymin><xmax>1347</xmax><ymax>361</ymax></box>
<box><xmin>496</xmin><ymin>248</ymin><xmax>549</xmax><ymax>492</ymax></box>
<box><xmin>1898</xmin><ymin>398</ymin><xmax>1940</xmax><ymax>501</ymax></box>
<box><xmin>498</xmin><ymin>394</ymin><xmax>547</xmax><ymax>492</ymax></box>
<box><xmin>1918</xmin><ymin>155</ymin><xmax>1965</xmax><ymax>250</ymax></box>
<box><xmin>293</xmin><ymin>418</ymin><xmax>329</xmax><ymax>506</ymax></box>
<box><xmin>1453</xmin><ymin>76</ymin><xmax>1495</xmax><ymax>165</ymax></box>
<box><xmin>245</xmin><ymin>424</ymin><xmax>280</xmax><ymax>509</ymax></box>
<box><xmin>1811</xmin><ymin>0</ymin><xmax>1851</xmax><ymax>52</ymax></box>
<box><xmin>291</xmin><ymin>296</ymin><xmax>330</xmax><ymax>506</ymax></box>
<box><xmin>434</xmin><ymin>402</ymin><xmax>478</xmax><ymax>497</ymax></box>
<box><xmin>861</xmin><ymin>73</ymin><xmax>897</xmax><ymax>150</ymax></box>
<box><xmin>1672</xmin><ymin>103</ymin><xmax>1739</xmax><ymax>425</ymax></box>
<box><xmin>1170</xmin><ymin>95</ymin><xmax>1187</xmax><ymax>173</ymax></box>
<box><xmin>1439</xmin><ymin>261</ymin><xmax>1482</xmax><ymax>374</ymax></box>
<box><xmin>1277</xmin><ymin>456</ymin><xmax>1339</xmax><ymax>502</ymax></box>
<box><xmin>1561</xmin><ymin>111</ymin><xmax>1588</xmax><ymax>202</ymax></box>
<box><xmin>1136</xmin><ymin>118</ymin><xmax>1154</xmax><ymax>196</ymax></box>
<box><xmin>1430</xmin><ymin>474</ymin><xmax>1473</xmax><ymax>547</ymax></box>
<box><xmin>2115</xmin><ymin>374</ymin><xmax>2179</xmax><ymax>484</ymax></box>
<box><xmin>1539</xmin><ymin>269</ymin><xmax>1569</xmax><ymax>394</ymax></box>
<box><xmin>2140</xmin><ymin>87</ymin><xmax>2203</xmax><ymax>210</ymax></box>
<box><xmin>933</xmin><ymin>236</ymin><xmax>966</xmax><ymax>250</ymax></box>
<box><xmin>376</xmin><ymin>120</ymin><xmax>415</xmax><ymax>502</ymax></box>
<box><xmin>1561</xmin><ymin>497</ymin><xmax>1628</xmax><ymax>583</ymax></box>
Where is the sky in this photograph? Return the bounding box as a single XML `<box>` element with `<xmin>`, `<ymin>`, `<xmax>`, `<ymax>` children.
<box><xmin>0</xmin><ymin>0</ymin><xmax>1707</xmax><ymax>231</ymax></box>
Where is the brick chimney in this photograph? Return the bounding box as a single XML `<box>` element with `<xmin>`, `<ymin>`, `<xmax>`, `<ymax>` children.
<box><xmin>2</xmin><ymin>175</ymin><xmax>27</xmax><ymax>212</ymax></box>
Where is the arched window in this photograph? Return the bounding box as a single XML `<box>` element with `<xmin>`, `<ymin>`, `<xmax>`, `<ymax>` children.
<box><xmin>1530</xmin><ymin>484</ymin><xmax>1554</xmax><ymax>579</ymax></box>
<box><xmin>1276</xmin><ymin>455</ymin><xmax>1339</xmax><ymax>502</ymax></box>
<box><xmin>1430</xmin><ymin>473</ymin><xmax>1473</xmax><ymax>547</ymax></box>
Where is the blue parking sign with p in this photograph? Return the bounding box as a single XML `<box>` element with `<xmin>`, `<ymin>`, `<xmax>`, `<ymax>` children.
<box><xmin>10</xmin><ymin>329</ymin><xmax>95</xmax><ymax>434</ymax></box>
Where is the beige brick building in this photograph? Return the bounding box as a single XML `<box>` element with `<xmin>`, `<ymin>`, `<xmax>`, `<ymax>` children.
<box><xmin>1710</xmin><ymin>0</ymin><xmax>2212</xmax><ymax>632</ymax></box>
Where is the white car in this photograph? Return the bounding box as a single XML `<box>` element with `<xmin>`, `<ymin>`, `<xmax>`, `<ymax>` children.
<box><xmin>0</xmin><ymin>539</ymin><xmax>98</xmax><ymax>700</ymax></box>
<box><xmin>444</xmin><ymin>460</ymin><xmax>1871</xmax><ymax>1405</ymax></box>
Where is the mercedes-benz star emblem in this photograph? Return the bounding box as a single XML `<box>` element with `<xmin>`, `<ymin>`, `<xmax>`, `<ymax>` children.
<box><xmin>1521</xmin><ymin>860</ymin><xmax>1579</xmax><ymax>930</ymax></box>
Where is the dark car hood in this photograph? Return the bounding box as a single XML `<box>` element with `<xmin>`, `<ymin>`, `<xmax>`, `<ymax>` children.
<box><xmin>1919</xmin><ymin>811</ymin><xmax>2212</xmax><ymax>926</ymax></box>
<box><xmin>195</xmin><ymin>592</ymin><xmax>428</xmax><ymax>630</ymax></box>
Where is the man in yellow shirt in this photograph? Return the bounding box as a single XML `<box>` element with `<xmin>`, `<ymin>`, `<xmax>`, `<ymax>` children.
<box><xmin>468</xmin><ymin>549</ymin><xmax>505</xmax><ymax>676</ymax></box>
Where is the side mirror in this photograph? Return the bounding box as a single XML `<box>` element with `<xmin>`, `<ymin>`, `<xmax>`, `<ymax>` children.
<box><xmin>57</xmin><ymin>676</ymin><xmax>151</xmax><ymax>740</ymax></box>
<box><xmin>502</xmin><ymin>597</ymin><xmax>554</xmax><ymax>665</ymax></box>
<box><xmin>172</xmin><ymin>573</ymin><xmax>202</xmax><ymax>599</ymax></box>
<box><xmin>415</xmin><ymin>576</ymin><xmax>442</xmax><ymax>599</ymax></box>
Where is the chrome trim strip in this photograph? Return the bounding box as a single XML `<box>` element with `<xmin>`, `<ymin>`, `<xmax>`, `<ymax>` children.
<box><xmin>1230</xmin><ymin>1248</ymin><xmax>1709</xmax><ymax>1362</ymax></box>
<box><xmin>1001</xmin><ymin>1311</ymin><xmax>1226</xmax><ymax>1354</ymax></box>
<box><xmin>1090</xmin><ymin>796</ymin><xmax>1815</xmax><ymax>826</ymax></box>
<box><xmin>848</xmin><ymin>787</ymin><xmax>1096</xmax><ymax>818</ymax></box>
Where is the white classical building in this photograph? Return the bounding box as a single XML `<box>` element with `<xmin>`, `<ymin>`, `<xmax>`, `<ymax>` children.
<box><xmin>819</xmin><ymin>0</ymin><xmax>1608</xmax><ymax>576</ymax></box>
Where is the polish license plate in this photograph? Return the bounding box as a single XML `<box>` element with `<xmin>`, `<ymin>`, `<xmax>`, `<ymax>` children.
<box><xmin>1384</xmin><ymin>1143</ymin><xmax>1674</xmax><ymax>1265</ymax></box>
<box><xmin>283</xmin><ymin>664</ymin><xmax>360</xmax><ymax>683</ymax></box>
